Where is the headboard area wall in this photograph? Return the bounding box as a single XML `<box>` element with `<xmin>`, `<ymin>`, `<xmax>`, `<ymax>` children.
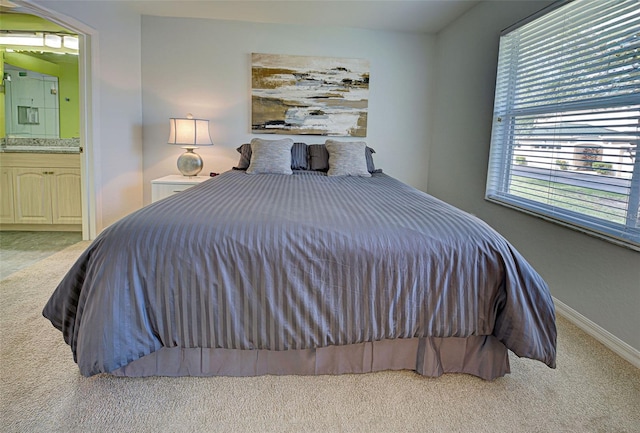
<box><xmin>140</xmin><ymin>16</ymin><xmax>435</xmax><ymax>204</ymax></box>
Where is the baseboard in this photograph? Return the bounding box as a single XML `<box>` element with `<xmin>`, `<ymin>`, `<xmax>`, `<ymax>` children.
<box><xmin>553</xmin><ymin>297</ymin><xmax>640</xmax><ymax>369</ymax></box>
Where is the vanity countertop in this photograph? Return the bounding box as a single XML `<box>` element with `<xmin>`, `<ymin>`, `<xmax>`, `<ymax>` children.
<box><xmin>0</xmin><ymin>145</ymin><xmax>80</xmax><ymax>154</ymax></box>
<box><xmin>1</xmin><ymin>138</ymin><xmax>81</xmax><ymax>154</ymax></box>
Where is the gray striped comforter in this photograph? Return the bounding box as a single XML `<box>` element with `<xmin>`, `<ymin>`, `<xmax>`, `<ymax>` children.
<box><xmin>43</xmin><ymin>170</ymin><xmax>556</xmax><ymax>376</ymax></box>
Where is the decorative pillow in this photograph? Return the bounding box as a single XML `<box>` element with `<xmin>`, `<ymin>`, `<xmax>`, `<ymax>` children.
<box><xmin>235</xmin><ymin>143</ymin><xmax>252</xmax><ymax>170</ymax></box>
<box><xmin>236</xmin><ymin>142</ymin><xmax>308</xmax><ymax>170</ymax></box>
<box><xmin>309</xmin><ymin>143</ymin><xmax>380</xmax><ymax>173</ymax></box>
<box><xmin>291</xmin><ymin>142</ymin><xmax>309</xmax><ymax>170</ymax></box>
<box><xmin>246</xmin><ymin>138</ymin><xmax>294</xmax><ymax>175</ymax></box>
<box><xmin>325</xmin><ymin>140</ymin><xmax>371</xmax><ymax>177</ymax></box>
<box><xmin>308</xmin><ymin>144</ymin><xmax>330</xmax><ymax>171</ymax></box>
<box><xmin>364</xmin><ymin>147</ymin><xmax>381</xmax><ymax>174</ymax></box>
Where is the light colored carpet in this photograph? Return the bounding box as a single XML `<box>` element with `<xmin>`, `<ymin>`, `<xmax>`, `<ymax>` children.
<box><xmin>1</xmin><ymin>241</ymin><xmax>638</xmax><ymax>433</ymax></box>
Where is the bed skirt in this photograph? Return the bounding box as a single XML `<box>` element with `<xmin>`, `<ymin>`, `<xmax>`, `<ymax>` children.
<box><xmin>111</xmin><ymin>335</ymin><xmax>510</xmax><ymax>381</ymax></box>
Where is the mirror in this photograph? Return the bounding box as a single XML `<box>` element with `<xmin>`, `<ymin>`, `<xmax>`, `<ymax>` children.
<box><xmin>4</xmin><ymin>64</ymin><xmax>59</xmax><ymax>138</ymax></box>
<box><xmin>1</xmin><ymin>11</ymin><xmax>79</xmax><ymax>146</ymax></box>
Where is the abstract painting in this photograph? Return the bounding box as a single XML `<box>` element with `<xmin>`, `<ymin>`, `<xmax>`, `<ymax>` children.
<box><xmin>251</xmin><ymin>53</ymin><xmax>369</xmax><ymax>136</ymax></box>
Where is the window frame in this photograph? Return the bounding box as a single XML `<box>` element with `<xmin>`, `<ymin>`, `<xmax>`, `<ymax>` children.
<box><xmin>485</xmin><ymin>0</ymin><xmax>640</xmax><ymax>251</ymax></box>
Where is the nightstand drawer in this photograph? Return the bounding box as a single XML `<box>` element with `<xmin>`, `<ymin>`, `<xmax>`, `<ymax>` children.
<box><xmin>151</xmin><ymin>183</ymin><xmax>192</xmax><ymax>201</ymax></box>
<box><xmin>151</xmin><ymin>175</ymin><xmax>210</xmax><ymax>203</ymax></box>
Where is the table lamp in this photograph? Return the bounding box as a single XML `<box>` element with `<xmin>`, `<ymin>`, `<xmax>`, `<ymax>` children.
<box><xmin>168</xmin><ymin>113</ymin><xmax>213</xmax><ymax>176</ymax></box>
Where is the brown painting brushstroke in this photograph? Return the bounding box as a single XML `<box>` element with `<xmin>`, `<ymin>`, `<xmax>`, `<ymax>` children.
<box><xmin>251</xmin><ymin>53</ymin><xmax>369</xmax><ymax>136</ymax></box>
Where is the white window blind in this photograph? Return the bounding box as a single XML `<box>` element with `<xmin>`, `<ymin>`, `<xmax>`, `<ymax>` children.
<box><xmin>486</xmin><ymin>0</ymin><xmax>640</xmax><ymax>250</ymax></box>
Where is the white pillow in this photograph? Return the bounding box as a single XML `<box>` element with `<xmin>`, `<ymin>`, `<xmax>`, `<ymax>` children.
<box><xmin>246</xmin><ymin>138</ymin><xmax>294</xmax><ymax>175</ymax></box>
<box><xmin>325</xmin><ymin>140</ymin><xmax>371</xmax><ymax>177</ymax></box>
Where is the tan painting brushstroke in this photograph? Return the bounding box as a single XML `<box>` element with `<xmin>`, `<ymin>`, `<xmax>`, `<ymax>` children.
<box><xmin>251</xmin><ymin>53</ymin><xmax>369</xmax><ymax>137</ymax></box>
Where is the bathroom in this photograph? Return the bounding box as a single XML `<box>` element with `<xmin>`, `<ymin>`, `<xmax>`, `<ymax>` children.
<box><xmin>1</xmin><ymin>10</ymin><xmax>82</xmax><ymax>232</ymax></box>
<box><xmin>1</xmin><ymin>11</ymin><xmax>80</xmax><ymax>152</ymax></box>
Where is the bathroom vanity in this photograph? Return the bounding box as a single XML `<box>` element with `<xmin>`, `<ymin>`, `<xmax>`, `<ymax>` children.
<box><xmin>0</xmin><ymin>150</ymin><xmax>81</xmax><ymax>231</ymax></box>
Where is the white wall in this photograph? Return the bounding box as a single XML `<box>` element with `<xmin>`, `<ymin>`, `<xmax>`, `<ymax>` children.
<box><xmin>31</xmin><ymin>0</ymin><xmax>144</xmax><ymax>231</ymax></box>
<box><xmin>27</xmin><ymin>0</ymin><xmax>638</xmax><ymax>357</ymax></box>
<box><xmin>432</xmin><ymin>1</ymin><xmax>640</xmax><ymax>353</ymax></box>
<box><xmin>141</xmin><ymin>16</ymin><xmax>434</xmax><ymax>203</ymax></box>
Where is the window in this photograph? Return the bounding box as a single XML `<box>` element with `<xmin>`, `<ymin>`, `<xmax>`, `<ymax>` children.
<box><xmin>486</xmin><ymin>0</ymin><xmax>640</xmax><ymax>250</ymax></box>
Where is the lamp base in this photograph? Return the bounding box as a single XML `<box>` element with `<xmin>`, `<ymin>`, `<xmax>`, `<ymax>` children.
<box><xmin>177</xmin><ymin>148</ymin><xmax>203</xmax><ymax>176</ymax></box>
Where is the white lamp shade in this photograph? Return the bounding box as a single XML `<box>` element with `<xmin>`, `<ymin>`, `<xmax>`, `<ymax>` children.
<box><xmin>168</xmin><ymin>117</ymin><xmax>213</xmax><ymax>146</ymax></box>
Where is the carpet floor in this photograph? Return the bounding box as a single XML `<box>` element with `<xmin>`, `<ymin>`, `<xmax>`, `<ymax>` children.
<box><xmin>1</xmin><ymin>241</ymin><xmax>638</xmax><ymax>433</ymax></box>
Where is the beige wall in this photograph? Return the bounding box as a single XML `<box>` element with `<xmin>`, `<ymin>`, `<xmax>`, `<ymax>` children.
<box><xmin>140</xmin><ymin>16</ymin><xmax>435</xmax><ymax>204</ymax></box>
<box><xmin>30</xmin><ymin>0</ymin><xmax>639</xmax><ymax>355</ymax></box>
<box><xmin>31</xmin><ymin>0</ymin><xmax>144</xmax><ymax>231</ymax></box>
<box><xmin>431</xmin><ymin>1</ymin><xmax>640</xmax><ymax>353</ymax></box>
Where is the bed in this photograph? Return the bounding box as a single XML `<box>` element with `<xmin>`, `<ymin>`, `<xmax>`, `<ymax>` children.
<box><xmin>43</xmin><ymin>139</ymin><xmax>556</xmax><ymax>380</ymax></box>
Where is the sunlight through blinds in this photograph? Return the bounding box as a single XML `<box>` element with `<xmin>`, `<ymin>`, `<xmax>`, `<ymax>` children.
<box><xmin>486</xmin><ymin>0</ymin><xmax>640</xmax><ymax>249</ymax></box>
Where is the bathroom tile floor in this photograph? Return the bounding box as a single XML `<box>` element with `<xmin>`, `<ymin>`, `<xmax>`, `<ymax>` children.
<box><xmin>0</xmin><ymin>231</ymin><xmax>82</xmax><ymax>280</ymax></box>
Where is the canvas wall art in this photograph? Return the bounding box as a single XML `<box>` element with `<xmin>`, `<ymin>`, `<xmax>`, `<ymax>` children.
<box><xmin>251</xmin><ymin>53</ymin><xmax>369</xmax><ymax>137</ymax></box>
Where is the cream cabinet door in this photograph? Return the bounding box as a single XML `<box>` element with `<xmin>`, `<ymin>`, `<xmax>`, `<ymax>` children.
<box><xmin>13</xmin><ymin>168</ymin><xmax>52</xmax><ymax>224</ymax></box>
<box><xmin>50</xmin><ymin>168</ymin><xmax>82</xmax><ymax>224</ymax></box>
<box><xmin>0</xmin><ymin>168</ymin><xmax>15</xmax><ymax>223</ymax></box>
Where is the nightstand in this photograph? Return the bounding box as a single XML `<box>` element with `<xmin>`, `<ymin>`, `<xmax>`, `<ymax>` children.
<box><xmin>151</xmin><ymin>174</ymin><xmax>210</xmax><ymax>203</ymax></box>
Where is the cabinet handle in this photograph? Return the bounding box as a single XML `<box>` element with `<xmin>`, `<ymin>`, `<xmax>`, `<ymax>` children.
<box><xmin>42</xmin><ymin>171</ymin><xmax>55</xmax><ymax>175</ymax></box>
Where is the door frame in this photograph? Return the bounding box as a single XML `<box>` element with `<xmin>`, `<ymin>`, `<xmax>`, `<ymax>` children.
<box><xmin>13</xmin><ymin>0</ymin><xmax>100</xmax><ymax>240</ymax></box>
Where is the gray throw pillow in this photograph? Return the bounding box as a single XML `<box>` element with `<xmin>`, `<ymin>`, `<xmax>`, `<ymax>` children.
<box><xmin>308</xmin><ymin>144</ymin><xmax>330</xmax><ymax>171</ymax></box>
<box><xmin>325</xmin><ymin>140</ymin><xmax>371</xmax><ymax>177</ymax></box>
<box><xmin>236</xmin><ymin>142</ymin><xmax>308</xmax><ymax>170</ymax></box>
<box><xmin>235</xmin><ymin>143</ymin><xmax>252</xmax><ymax>169</ymax></box>
<box><xmin>291</xmin><ymin>142</ymin><xmax>309</xmax><ymax>170</ymax></box>
<box><xmin>364</xmin><ymin>147</ymin><xmax>381</xmax><ymax>174</ymax></box>
<box><xmin>309</xmin><ymin>143</ymin><xmax>379</xmax><ymax>173</ymax></box>
<box><xmin>246</xmin><ymin>138</ymin><xmax>294</xmax><ymax>175</ymax></box>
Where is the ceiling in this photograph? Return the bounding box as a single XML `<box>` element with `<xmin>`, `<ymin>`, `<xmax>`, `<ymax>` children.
<box><xmin>126</xmin><ymin>0</ymin><xmax>481</xmax><ymax>34</ymax></box>
<box><xmin>1</xmin><ymin>1</ymin><xmax>481</xmax><ymax>65</ymax></box>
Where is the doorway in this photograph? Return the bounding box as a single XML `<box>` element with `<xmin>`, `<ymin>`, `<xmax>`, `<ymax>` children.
<box><xmin>1</xmin><ymin>1</ymin><xmax>96</xmax><ymax>240</ymax></box>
